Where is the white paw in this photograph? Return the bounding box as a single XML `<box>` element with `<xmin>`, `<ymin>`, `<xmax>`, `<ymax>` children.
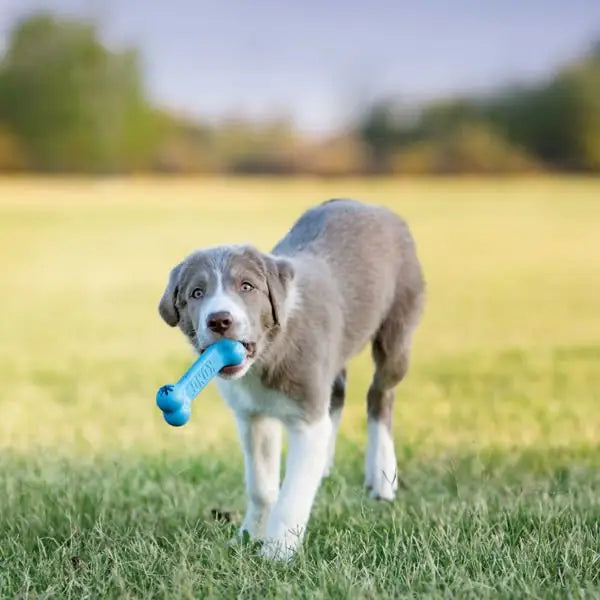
<box><xmin>369</xmin><ymin>466</ymin><xmax>398</xmax><ymax>501</ymax></box>
<box><xmin>259</xmin><ymin>514</ymin><xmax>304</xmax><ymax>561</ymax></box>
<box><xmin>365</xmin><ymin>420</ymin><xmax>398</xmax><ymax>501</ymax></box>
<box><xmin>259</xmin><ymin>531</ymin><xmax>302</xmax><ymax>561</ymax></box>
<box><xmin>236</xmin><ymin>502</ymin><xmax>273</xmax><ymax>541</ymax></box>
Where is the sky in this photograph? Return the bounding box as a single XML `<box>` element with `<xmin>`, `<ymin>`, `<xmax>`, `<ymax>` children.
<box><xmin>1</xmin><ymin>0</ymin><xmax>599</xmax><ymax>132</ymax></box>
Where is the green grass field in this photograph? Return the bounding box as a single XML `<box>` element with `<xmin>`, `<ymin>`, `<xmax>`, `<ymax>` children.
<box><xmin>1</xmin><ymin>176</ymin><xmax>599</xmax><ymax>598</ymax></box>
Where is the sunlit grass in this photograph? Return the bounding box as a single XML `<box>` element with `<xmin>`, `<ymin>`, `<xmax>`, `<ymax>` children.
<box><xmin>0</xmin><ymin>176</ymin><xmax>599</xmax><ymax>597</ymax></box>
<box><xmin>1</xmin><ymin>176</ymin><xmax>598</xmax><ymax>453</ymax></box>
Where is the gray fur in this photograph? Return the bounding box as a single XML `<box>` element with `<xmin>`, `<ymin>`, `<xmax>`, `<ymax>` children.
<box><xmin>263</xmin><ymin>198</ymin><xmax>424</xmax><ymax>420</ymax></box>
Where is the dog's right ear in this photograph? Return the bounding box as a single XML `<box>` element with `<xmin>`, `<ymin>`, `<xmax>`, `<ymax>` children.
<box><xmin>158</xmin><ymin>262</ymin><xmax>184</xmax><ymax>327</ymax></box>
<box><xmin>264</xmin><ymin>254</ymin><xmax>295</xmax><ymax>328</ymax></box>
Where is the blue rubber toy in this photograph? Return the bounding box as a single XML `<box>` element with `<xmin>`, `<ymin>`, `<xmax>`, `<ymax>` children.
<box><xmin>156</xmin><ymin>339</ymin><xmax>246</xmax><ymax>427</ymax></box>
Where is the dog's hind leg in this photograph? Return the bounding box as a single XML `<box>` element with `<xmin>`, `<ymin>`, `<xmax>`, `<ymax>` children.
<box><xmin>365</xmin><ymin>292</ymin><xmax>421</xmax><ymax>500</ymax></box>
<box><xmin>323</xmin><ymin>368</ymin><xmax>347</xmax><ymax>477</ymax></box>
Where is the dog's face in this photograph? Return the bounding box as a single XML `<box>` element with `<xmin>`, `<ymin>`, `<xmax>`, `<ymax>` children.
<box><xmin>159</xmin><ymin>245</ymin><xmax>294</xmax><ymax>379</ymax></box>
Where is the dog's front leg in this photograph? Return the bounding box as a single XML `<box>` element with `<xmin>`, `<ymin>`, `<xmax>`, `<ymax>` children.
<box><xmin>234</xmin><ymin>413</ymin><xmax>282</xmax><ymax>540</ymax></box>
<box><xmin>261</xmin><ymin>412</ymin><xmax>331</xmax><ymax>560</ymax></box>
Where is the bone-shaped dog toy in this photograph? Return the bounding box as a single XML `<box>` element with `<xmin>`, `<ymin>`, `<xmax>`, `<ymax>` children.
<box><xmin>156</xmin><ymin>339</ymin><xmax>246</xmax><ymax>426</ymax></box>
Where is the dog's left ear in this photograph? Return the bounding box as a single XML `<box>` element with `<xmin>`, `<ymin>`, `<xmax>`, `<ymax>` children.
<box><xmin>264</xmin><ymin>254</ymin><xmax>295</xmax><ymax>328</ymax></box>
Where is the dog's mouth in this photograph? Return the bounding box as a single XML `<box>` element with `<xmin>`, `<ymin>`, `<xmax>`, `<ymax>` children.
<box><xmin>239</xmin><ymin>341</ymin><xmax>257</xmax><ymax>358</ymax></box>
<box><xmin>199</xmin><ymin>340</ymin><xmax>256</xmax><ymax>377</ymax></box>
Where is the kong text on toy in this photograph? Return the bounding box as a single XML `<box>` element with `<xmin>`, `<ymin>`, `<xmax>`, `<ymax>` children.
<box><xmin>156</xmin><ymin>339</ymin><xmax>246</xmax><ymax>426</ymax></box>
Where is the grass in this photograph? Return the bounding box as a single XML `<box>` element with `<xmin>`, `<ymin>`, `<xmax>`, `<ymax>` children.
<box><xmin>0</xmin><ymin>176</ymin><xmax>599</xmax><ymax>598</ymax></box>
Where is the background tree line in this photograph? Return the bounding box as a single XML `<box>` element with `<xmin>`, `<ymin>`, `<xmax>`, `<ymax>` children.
<box><xmin>1</xmin><ymin>13</ymin><xmax>599</xmax><ymax>175</ymax></box>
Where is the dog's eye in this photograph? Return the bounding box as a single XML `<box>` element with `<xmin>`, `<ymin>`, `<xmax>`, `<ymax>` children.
<box><xmin>240</xmin><ymin>281</ymin><xmax>254</xmax><ymax>293</ymax></box>
<box><xmin>190</xmin><ymin>288</ymin><xmax>204</xmax><ymax>299</ymax></box>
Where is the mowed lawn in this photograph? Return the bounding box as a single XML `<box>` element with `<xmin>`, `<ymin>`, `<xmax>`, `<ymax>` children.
<box><xmin>0</xmin><ymin>176</ymin><xmax>599</xmax><ymax>598</ymax></box>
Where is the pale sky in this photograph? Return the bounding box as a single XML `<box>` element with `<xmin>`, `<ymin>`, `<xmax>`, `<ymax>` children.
<box><xmin>1</xmin><ymin>0</ymin><xmax>599</xmax><ymax>132</ymax></box>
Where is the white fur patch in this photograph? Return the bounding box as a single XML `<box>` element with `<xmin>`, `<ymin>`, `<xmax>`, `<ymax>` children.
<box><xmin>198</xmin><ymin>270</ymin><xmax>249</xmax><ymax>339</ymax></box>
<box><xmin>235</xmin><ymin>414</ymin><xmax>281</xmax><ymax>539</ymax></box>
<box><xmin>215</xmin><ymin>369</ymin><xmax>302</xmax><ymax>423</ymax></box>
<box><xmin>323</xmin><ymin>408</ymin><xmax>342</xmax><ymax>477</ymax></box>
<box><xmin>261</xmin><ymin>414</ymin><xmax>331</xmax><ymax>561</ymax></box>
<box><xmin>365</xmin><ymin>419</ymin><xmax>398</xmax><ymax>500</ymax></box>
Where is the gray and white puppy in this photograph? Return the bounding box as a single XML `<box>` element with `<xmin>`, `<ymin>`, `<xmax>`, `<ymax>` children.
<box><xmin>159</xmin><ymin>198</ymin><xmax>424</xmax><ymax>560</ymax></box>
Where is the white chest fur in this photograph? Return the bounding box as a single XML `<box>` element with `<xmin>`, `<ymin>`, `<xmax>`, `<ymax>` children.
<box><xmin>215</xmin><ymin>370</ymin><xmax>301</xmax><ymax>423</ymax></box>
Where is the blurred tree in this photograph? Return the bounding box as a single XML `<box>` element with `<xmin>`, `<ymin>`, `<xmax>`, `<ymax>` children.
<box><xmin>357</xmin><ymin>41</ymin><xmax>600</xmax><ymax>173</ymax></box>
<box><xmin>295</xmin><ymin>132</ymin><xmax>367</xmax><ymax>177</ymax></box>
<box><xmin>0</xmin><ymin>13</ymin><xmax>159</xmax><ymax>172</ymax></box>
<box><xmin>0</xmin><ymin>124</ymin><xmax>27</xmax><ymax>170</ymax></box>
<box><xmin>215</xmin><ymin>114</ymin><xmax>298</xmax><ymax>174</ymax></box>
<box><xmin>357</xmin><ymin>101</ymin><xmax>400</xmax><ymax>172</ymax></box>
<box><xmin>417</xmin><ymin>99</ymin><xmax>481</xmax><ymax>139</ymax></box>
<box><xmin>469</xmin><ymin>43</ymin><xmax>600</xmax><ymax>171</ymax></box>
<box><xmin>390</xmin><ymin>123</ymin><xmax>538</xmax><ymax>174</ymax></box>
<box><xmin>152</xmin><ymin>113</ymin><xmax>220</xmax><ymax>173</ymax></box>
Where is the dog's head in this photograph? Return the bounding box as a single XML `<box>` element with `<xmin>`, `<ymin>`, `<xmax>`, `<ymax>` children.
<box><xmin>158</xmin><ymin>245</ymin><xmax>295</xmax><ymax>379</ymax></box>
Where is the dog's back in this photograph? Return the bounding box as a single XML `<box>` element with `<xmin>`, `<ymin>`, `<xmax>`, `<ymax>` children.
<box><xmin>273</xmin><ymin>198</ymin><xmax>424</xmax><ymax>363</ymax></box>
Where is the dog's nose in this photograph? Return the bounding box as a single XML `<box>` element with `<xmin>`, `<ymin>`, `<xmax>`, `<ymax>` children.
<box><xmin>206</xmin><ymin>311</ymin><xmax>233</xmax><ymax>334</ymax></box>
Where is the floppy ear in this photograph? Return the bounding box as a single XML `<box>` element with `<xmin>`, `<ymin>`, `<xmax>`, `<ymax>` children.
<box><xmin>158</xmin><ymin>262</ymin><xmax>184</xmax><ymax>327</ymax></box>
<box><xmin>264</xmin><ymin>255</ymin><xmax>295</xmax><ymax>328</ymax></box>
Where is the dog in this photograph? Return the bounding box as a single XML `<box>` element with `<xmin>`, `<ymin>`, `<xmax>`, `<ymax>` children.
<box><xmin>158</xmin><ymin>198</ymin><xmax>424</xmax><ymax>560</ymax></box>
